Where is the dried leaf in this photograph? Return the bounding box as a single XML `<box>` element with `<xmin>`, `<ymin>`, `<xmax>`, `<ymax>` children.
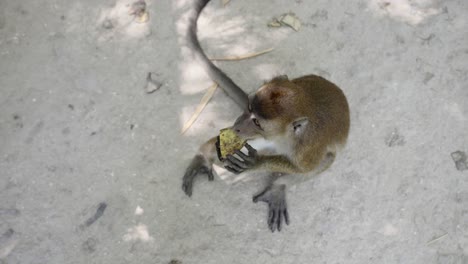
<box><xmin>280</xmin><ymin>13</ymin><xmax>301</xmax><ymax>31</ymax></box>
<box><xmin>181</xmin><ymin>83</ymin><xmax>218</xmax><ymax>134</ymax></box>
<box><xmin>267</xmin><ymin>19</ymin><xmax>282</xmax><ymax>27</ymax></box>
<box><xmin>209</xmin><ymin>48</ymin><xmax>274</xmax><ymax>61</ymax></box>
<box><xmin>268</xmin><ymin>13</ymin><xmax>301</xmax><ymax>31</ymax></box>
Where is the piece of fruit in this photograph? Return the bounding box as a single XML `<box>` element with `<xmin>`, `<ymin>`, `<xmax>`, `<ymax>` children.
<box><xmin>216</xmin><ymin>128</ymin><xmax>246</xmax><ymax>161</ymax></box>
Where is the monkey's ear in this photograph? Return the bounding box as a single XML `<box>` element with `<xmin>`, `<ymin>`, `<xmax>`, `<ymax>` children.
<box><xmin>292</xmin><ymin>117</ymin><xmax>308</xmax><ymax>136</ymax></box>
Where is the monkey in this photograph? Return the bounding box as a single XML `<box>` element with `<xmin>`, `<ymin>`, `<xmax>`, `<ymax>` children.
<box><xmin>182</xmin><ymin>0</ymin><xmax>350</xmax><ymax>232</ymax></box>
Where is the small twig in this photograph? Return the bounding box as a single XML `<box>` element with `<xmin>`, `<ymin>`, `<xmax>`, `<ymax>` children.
<box><xmin>84</xmin><ymin>202</ymin><xmax>107</xmax><ymax>227</ymax></box>
<box><xmin>209</xmin><ymin>48</ymin><xmax>274</xmax><ymax>61</ymax></box>
<box><xmin>222</xmin><ymin>0</ymin><xmax>231</xmax><ymax>7</ymax></box>
<box><xmin>181</xmin><ymin>83</ymin><xmax>218</xmax><ymax>134</ymax></box>
<box><xmin>426</xmin><ymin>233</ymin><xmax>448</xmax><ymax>245</ymax></box>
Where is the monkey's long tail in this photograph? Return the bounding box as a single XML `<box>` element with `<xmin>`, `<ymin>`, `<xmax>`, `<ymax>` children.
<box><xmin>187</xmin><ymin>0</ymin><xmax>249</xmax><ymax>108</ymax></box>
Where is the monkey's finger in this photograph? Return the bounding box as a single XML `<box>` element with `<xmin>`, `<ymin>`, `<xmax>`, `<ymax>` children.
<box><xmin>252</xmin><ymin>195</ymin><xmax>259</xmax><ymax>203</ymax></box>
<box><xmin>207</xmin><ymin>169</ymin><xmax>214</xmax><ymax>181</ymax></box>
<box><xmin>182</xmin><ymin>180</ymin><xmax>192</xmax><ymax>197</ymax></box>
<box><xmin>182</xmin><ymin>171</ymin><xmax>194</xmax><ymax>196</ymax></box>
<box><xmin>234</xmin><ymin>150</ymin><xmax>251</xmax><ymax>162</ymax></box>
<box><xmin>245</xmin><ymin>143</ymin><xmax>257</xmax><ymax>154</ymax></box>
<box><xmin>182</xmin><ymin>177</ymin><xmax>193</xmax><ymax>195</ymax></box>
<box><xmin>225</xmin><ymin>157</ymin><xmax>244</xmax><ymax>171</ymax></box>
<box><xmin>225</xmin><ymin>165</ymin><xmax>242</xmax><ymax>174</ymax></box>
<box><xmin>235</xmin><ymin>150</ymin><xmax>256</xmax><ymax>167</ymax></box>
<box><xmin>252</xmin><ymin>189</ymin><xmax>268</xmax><ymax>203</ymax></box>
<box><xmin>227</xmin><ymin>155</ymin><xmax>248</xmax><ymax>169</ymax></box>
<box><xmin>225</xmin><ymin>160</ymin><xmax>241</xmax><ymax>171</ymax></box>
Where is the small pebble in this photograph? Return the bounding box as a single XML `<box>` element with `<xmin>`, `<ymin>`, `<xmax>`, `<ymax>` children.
<box><xmin>0</xmin><ymin>229</ymin><xmax>14</xmax><ymax>242</ymax></box>
<box><xmin>451</xmin><ymin>151</ymin><xmax>468</xmax><ymax>171</ymax></box>
<box><xmin>102</xmin><ymin>19</ymin><xmax>113</xmax><ymax>29</ymax></box>
<box><xmin>0</xmin><ymin>208</ymin><xmax>20</xmax><ymax>217</ymax></box>
<box><xmin>145</xmin><ymin>72</ymin><xmax>162</xmax><ymax>94</ymax></box>
<box><xmin>385</xmin><ymin>129</ymin><xmax>405</xmax><ymax>147</ymax></box>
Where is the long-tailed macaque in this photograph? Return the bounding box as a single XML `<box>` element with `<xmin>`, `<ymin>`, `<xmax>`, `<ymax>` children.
<box><xmin>182</xmin><ymin>0</ymin><xmax>350</xmax><ymax>232</ymax></box>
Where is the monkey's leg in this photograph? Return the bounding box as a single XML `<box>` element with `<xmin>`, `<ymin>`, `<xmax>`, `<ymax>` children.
<box><xmin>253</xmin><ymin>180</ymin><xmax>289</xmax><ymax>232</ymax></box>
<box><xmin>252</xmin><ymin>152</ymin><xmax>336</xmax><ymax>231</ymax></box>
<box><xmin>182</xmin><ymin>137</ymin><xmax>217</xmax><ymax>197</ymax></box>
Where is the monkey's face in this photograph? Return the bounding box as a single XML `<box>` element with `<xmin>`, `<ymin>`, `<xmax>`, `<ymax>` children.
<box><xmin>231</xmin><ymin>106</ymin><xmax>284</xmax><ymax>141</ymax></box>
<box><xmin>232</xmin><ymin>88</ymin><xmax>294</xmax><ymax>140</ymax></box>
<box><xmin>232</xmin><ymin>111</ymin><xmax>264</xmax><ymax>140</ymax></box>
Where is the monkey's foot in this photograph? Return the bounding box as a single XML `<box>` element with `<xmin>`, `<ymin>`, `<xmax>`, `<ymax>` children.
<box><xmin>182</xmin><ymin>154</ymin><xmax>214</xmax><ymax>197</ymax></box>
<box><xmin>253</xmin><ymin>184</ymin><xmax>289</xmax><ymax>232</ymax></box>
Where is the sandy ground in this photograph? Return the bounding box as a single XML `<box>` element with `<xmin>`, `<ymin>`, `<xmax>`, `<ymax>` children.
<box><xmin>1</xmin><ymin>0</ymin><xmax>467</xmax><ymax>263</ymax></box>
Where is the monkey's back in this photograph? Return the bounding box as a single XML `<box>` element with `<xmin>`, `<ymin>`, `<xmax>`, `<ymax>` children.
<box><xmin>292</xmin><ymin>75</ymin><xmax>350</xmax><ymax>139</ymax></box>
<box><xmin>292</xmin><ymin>74</ymin><xmax>350</xmax><ymax>158</ymax></box>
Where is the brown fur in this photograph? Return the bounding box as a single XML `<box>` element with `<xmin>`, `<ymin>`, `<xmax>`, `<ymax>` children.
<box><xmin>247</xmin><ymin>74</ymin><xmax>350</xmax><ymax>174</ymax></box>
<box><xmin>183</xmin><ymin>0</ymin><xmax>350</xmax><ymax>231</ymax></box>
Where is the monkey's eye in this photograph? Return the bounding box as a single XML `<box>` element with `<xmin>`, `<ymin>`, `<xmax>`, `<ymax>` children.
<box><xmin>252</xmin><ymin>118</ymin><xmax>261</xmax><ymax>128</ymax></box>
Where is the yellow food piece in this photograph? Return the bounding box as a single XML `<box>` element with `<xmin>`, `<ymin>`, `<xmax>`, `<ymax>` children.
<box><xmin>216</xmin><ymin>128</ymin><xmax>246</xmax><ymax>161</ymax></box>
<box><xmin>135</xmin><ymin>12</ymin><xmax>149</xmax><ymax>23</ymax></box>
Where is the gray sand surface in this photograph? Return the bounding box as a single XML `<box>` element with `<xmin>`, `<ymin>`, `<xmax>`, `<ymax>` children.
<box><xmin>1</xmin><ymin>0</ymin><xmax>467</xmax><ymax>263</ymax></box>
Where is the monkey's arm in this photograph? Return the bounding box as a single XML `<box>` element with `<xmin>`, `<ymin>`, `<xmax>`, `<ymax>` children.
<box><xmin>182</xmin><ymin>137</ymin><xmax>217</xmax><ymax>197</ymax></box>
<box><xmin>224</xmin><ymin>144</ymin><xmax>303</xmax><ymax>174</ymax></box>
<box><xmin>256</xmin><ymin>155</ymin><xmax>303</xmax><ymax>174</ymax></box>
<box><xmin>198</xmin><ymin>137</ymin><xmax>218</xmax><ymax>163</ymax></box>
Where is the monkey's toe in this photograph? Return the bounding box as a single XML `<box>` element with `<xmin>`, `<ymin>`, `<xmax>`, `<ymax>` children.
<box><xmin>182</xmin><ymin>155</ymin><xmax>214</xmax><ymax>197</ymax></box>
<box><xmin>252</xmin><ymin>188</ymin><xmax>269</xmax><ymax>203</ymax></box>
<box><xmin>182</xmin><ymin>177</ymin><xmax>193</xmax><ymax>197</ymax></box>
<box><xmin>267</xmin><ymin>201</ymin><xmax>289</xmax><ymax>232</ymax></box>
<box><xmin>207</xmin><ymin>169</ymin><xmax>214</xmax><ymax>181</ymax></box>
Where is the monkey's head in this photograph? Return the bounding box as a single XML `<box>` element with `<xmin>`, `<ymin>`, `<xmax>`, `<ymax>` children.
<box><xmin>232</xmin><ymin>81</ymin><xmax>309</xmax><ymax>141</ymax></box>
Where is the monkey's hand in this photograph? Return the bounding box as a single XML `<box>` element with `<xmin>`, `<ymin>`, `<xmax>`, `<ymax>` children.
<box><xmin>182</xmin><ymin>154</ymin><xmax>214</xmax><ymax>197</ymax></box>
<box><xmin>224</xmin><ymin>143</ymin><xmax>258</xmax><ymax>174</ymax></box>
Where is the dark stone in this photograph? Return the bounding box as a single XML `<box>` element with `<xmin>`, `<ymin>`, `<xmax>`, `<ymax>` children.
<box><xmin>451</xmin><ymin>151</ymin><xmax>468</xmax><ymax>171</ymax></box>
